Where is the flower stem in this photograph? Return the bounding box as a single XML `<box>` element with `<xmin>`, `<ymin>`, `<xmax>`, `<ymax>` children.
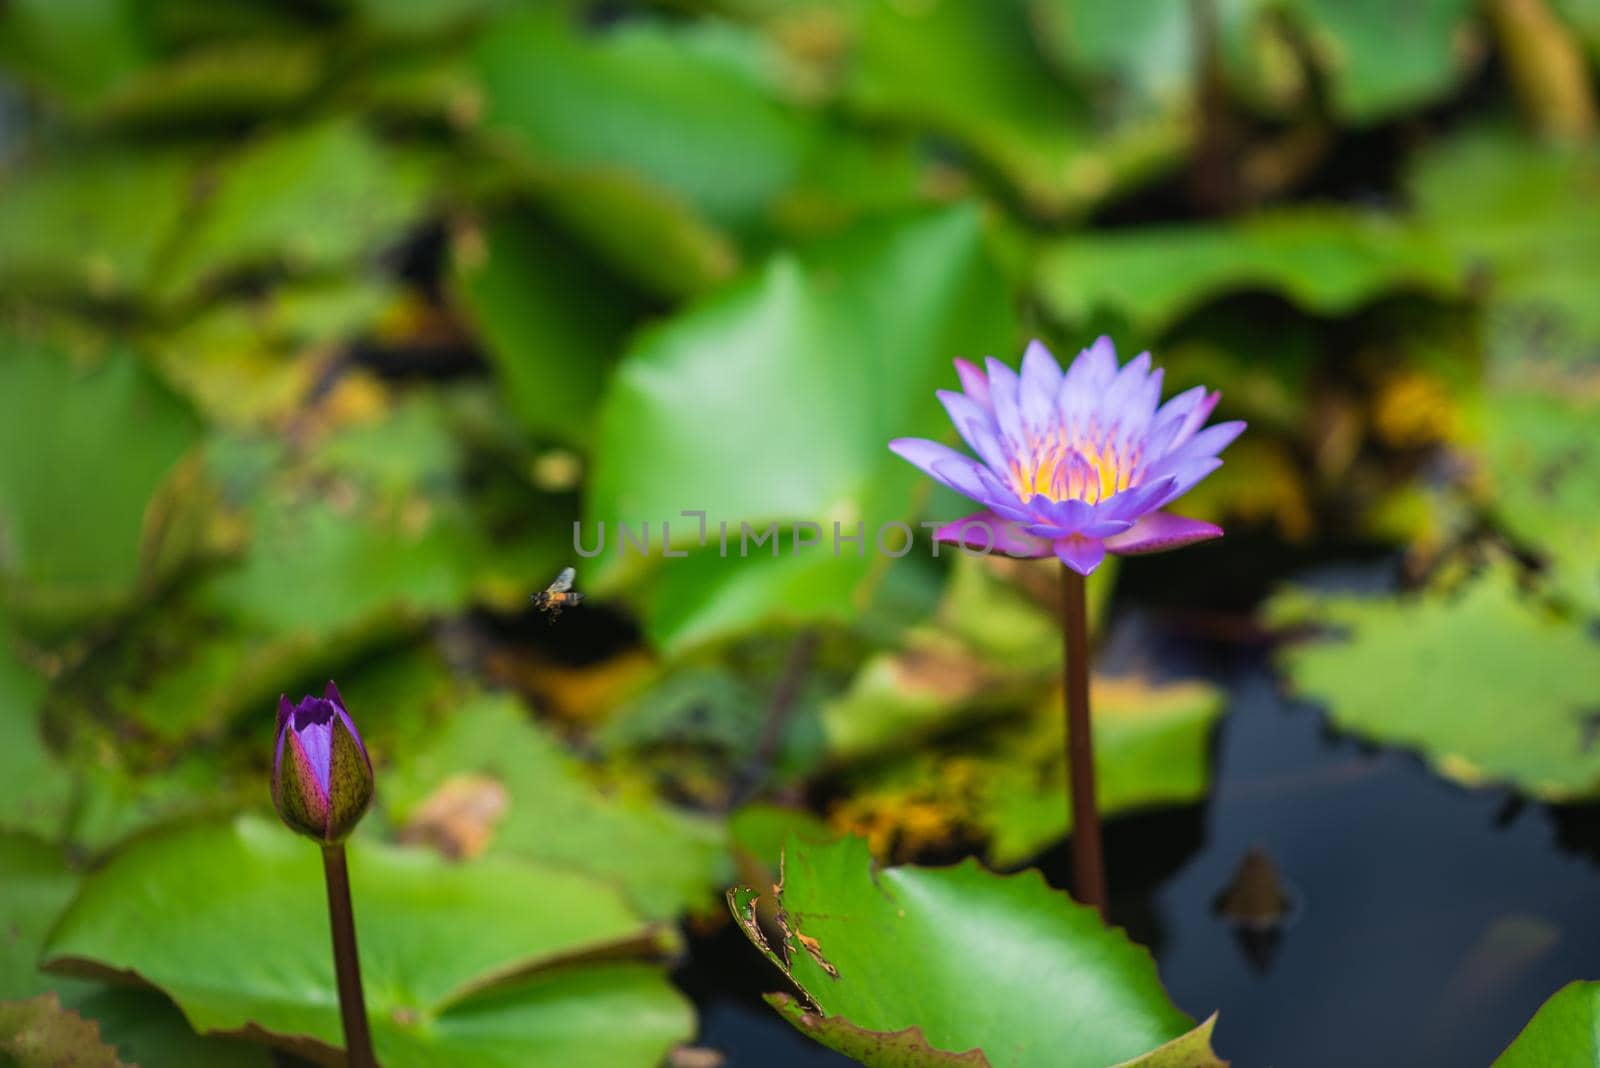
<box><xmin>321</xmin><ymin>844</ymin><xmax>377</xmax><ymax>1068</ymax></box>
<box><xmin>1061</xmin><ymin>567</ymin><xmax>1107</xmax><ymax>916</ymax></box>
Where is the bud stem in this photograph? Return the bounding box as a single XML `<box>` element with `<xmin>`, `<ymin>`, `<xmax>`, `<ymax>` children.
<box><xmin>1061</xmin><ymin>567</ymin><xmax>1107</xmax><ymax>917</ymax></box>
<box><xmin>321</xmin><ymin>844</ymin><xmax>378</xmax><ymax>1067</ymax></box>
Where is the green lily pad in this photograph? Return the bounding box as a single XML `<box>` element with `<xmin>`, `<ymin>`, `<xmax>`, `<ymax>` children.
<box><xmin>384</xmin><ymin>693</ymin><xmax>728</xmax><ymax>919</ymax></box>
<box><xmin>0</xmin><ymin>835</ymin><xmax>269</xmax><ymax>1066</ymax></box>
<box><xmin>0</xmin><ymin>150</ymin><xmax>195</xmax><ymax>300</ymax></box>
<box><xmin>42</xmin><ymin>816</ymin><xmax>692</xmax><ymax>1067</ymax></box>
<box><xmin>448</xmin><ymin>208</ymin><xmax>646</xmax><ymax>446</ymax></box>
<box><xmin>0</xmin><ymin>636</ymin><xmax>71</xmax><ymax>838</ymax></box>
<box><xmin>1036</xmin><ymin>209</ymin><xmax>1462</xmax><ymax>335</ymax></box>
<box><xmin>1481</xmin><ymin>388</ymin><xmax>1600</xmax><ymax>613</ymax></box>
<box><xmin>91</xmin><ymin>39</ymin><xmax>324</xmax><ymax>125</ymax></box>
<box><xmin>981</xmin><ymin>676</ymin><xmax>1226</xmax><ymax>865</ymax></box>
<box><xmin>1283</xmin><ymin>0</ymin><xmax>1480</xmax><ymax>123</ymax></box>
<box><xmin>0</xmin><ymin>0</ymin><xmax>149</xmax><ymax>111</ymax></box>
<box><xmin>1269</xmin><ymin>564</ymin><xmax>1600</xmax><ymax>799</ymax></box>
<box><xmin>157</xmin><ymin>118</ymin><xmax>435</xmax><ymax>305</ymax></box>
<box><xmin>730</xmin><ymin>835</ymin><xmax>1220</xmax><ymax>1067</ymax></box>
<box><xmin>830</xmin><ymin>673</ymin><xmax>1224</xmax><ymax>866</ymax></box>
<box><xmin>846</xmin><ymin>0</ymin><xmax>1187</xmax><ymax>216</ymax></box>
<box><xmin>1493</xmin><ymin>981</ymin><xmax>1600</xmax><ymax>1065</ymax></box>
<box><xmin>0</xmin><ymin>834</ymin><xmax>82</xmax><ymax>1001</ymax></box>
<box><xmin>1408</xmin><ymin>125</ymin><xmax>1600</xmax><ymax>361</ymax></box>
<box><xmin>585</xmin><ymin>206</ymin><xmax>1013</xmax><ymax>651</ymax></box>
<box><xmin>0</xmin><ymin>337</ymin><xmax>202</xmax><ymax>626</ymax></box>
<box><xmin>473</xmin><ymin>9</ymin><xmax>809</xmax><ymax>235</ymax></box>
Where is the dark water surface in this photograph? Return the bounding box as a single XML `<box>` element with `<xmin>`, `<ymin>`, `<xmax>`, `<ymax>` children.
<box><xmin>681</xmin><ymin>564</ymin><xmax>1600</xmax><ymax>1067</ymax></box>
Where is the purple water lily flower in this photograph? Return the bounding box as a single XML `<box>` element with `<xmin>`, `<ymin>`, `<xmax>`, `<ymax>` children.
<box><xmin>272</xmin><ymin>682</ymin><xmax>374</xmax><ymax>844</ymax></box>
<box><xmin>890</xmin><ymin>338</ymin><xmax>1244</xmax><ymax>575</ymax></box>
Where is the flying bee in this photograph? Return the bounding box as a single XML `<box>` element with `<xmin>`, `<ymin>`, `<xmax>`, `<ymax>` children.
<box><xmin>532</xmin><ymin>566</ymin><xmax>583</xmax><ymax>620</ymax></box>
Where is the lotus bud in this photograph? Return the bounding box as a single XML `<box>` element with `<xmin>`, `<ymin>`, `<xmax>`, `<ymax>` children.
<box><xmin>272</xmin><ymin>682</ymin><xmax>374</xmax><ymax>844</ymax></box>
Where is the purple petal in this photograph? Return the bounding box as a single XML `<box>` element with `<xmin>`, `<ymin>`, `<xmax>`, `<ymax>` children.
<box><xmin>890</xmin><ymin>437</ymin><xmax>977</xmax><ymax>481</ymax></box>
<box><xmin>296</xmin><ymin>717</ymin><xmax>334</xmax><ymax>794</ymax></box>
<box><xmin>1097</xmin><ymin>475</ymin><xmax>1179</xmax><ymax>524</ymax></box>
<box><xmin>1173</xmin><ymin>390</ymin><xmax>1222</xmax><ymax>450</ymax></box>
<box><xmin>1141</xmin><ymin>386</ymin><xmax>1208</xmax><ymax>460</ymax></box>
<box><xmin>937</xmin><ymin>390</ymin><xmax>1007</xmax><ymax>472</ymax></box>
<box><xmin>932</xmin><ymin>458</ymin><xmax>993</xmax><ymax>503</ymax></box>
<box><xmin>984</xmin><ymin>357</ymin><xmax>1027</xmax><ymax>455</ymax></box>
<box><xmin>1142</xmin><ymin>421</ymin><xmax>1245</xmax><ymax>483</ymax></box>
<box><xmin>1019</xmin><ymin>340</ymin><xmax>1064</xmax><ymax>441</ymax></box>
<box><xmin>1054</xmin><ymin>535</ymin><xmax>1108</xmax><ymax>575</ymax></box>
<box><xmin>277</xmin><ymin>694</ymin><xmax>293</xmax><ymax>737</ymax></box>
<box><xmin>1059</xmin><ymin>336</ymin><xmax>1120</xmax><ymax>429</ymax></box>
<box><xmin>934</xmin><ymin>511</ymin><xmax>1054</xmax><ymax>558</ymax></box>
<box><xmin>1105</xmin><ymin>512</ymin><xmax>1223</xmax><ymax>555</ymax></box>
<box><xmin>1148</xmin><ymin>457</ymin><xmax>1224</xmax><ymax>509</ymax></box>
<box><xmin>954</xmin><ymin>358</ymin><xmax>991</xmax><ymax>411</ymax></box>
<box><xmin>324</xmin><ymin>680</ymin><xmax>347</xmax><ymax>711</ymax></box>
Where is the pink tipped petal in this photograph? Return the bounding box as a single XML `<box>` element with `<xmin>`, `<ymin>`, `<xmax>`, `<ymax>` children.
<box><xmin>1105</xmin><ymin>512</ymin><xmax>1223</xmax><ymax>555</ymax></box>
<box><xmin>1171</xmin><ymin>420</ymin><xmax>1246</xmax><ymax>464</ymax></box>
<box><xmin>1175</xmin><ymin>390</ymin><xmax>1222</xmax><ymax>448</ymax></box>
<box><xmin>935</xmin><ymin>512</ymin><xmax>1055</xmax><ymax>557</ymax></box>
<box><xmin>954</xmin><ymin>358</ymin><xmax>991</xmax><ymax>410</ymax></box>
<box><xmin>1055</xmin><ymin>535</ymin><xmax>1108</xmax><ymax>575</ymax></box>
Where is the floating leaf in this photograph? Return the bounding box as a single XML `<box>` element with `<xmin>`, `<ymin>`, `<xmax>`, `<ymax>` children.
<box><xmin>830</xmin><ymin>674</ymin><xmax>1224</xmax><ymax>865</ymax></box>
<box><xmin>1282</xmin><ymin>0</ymin><xmax>1480</xmax><ymax>123</ymax></box>
<box><xmin>846</xmin><ymin>0</ymin><xmax>1187</xmax><ymax>216</ymax></box>
<box><xmin>0</xmin><ymin>337</ymin><xmax>202</xmax><ymax>626</ymax></box>
<box><xmin>0</xmin><ymin>0</ymin><xmax>149</xmax><ymax>110</ymax></box>
<box><xmin>158</xmin><ymin>118</ymin><xmax>435</xmax><ymax>304</ymax></box>
<box><xmin>0</xmin><ymin>639</ymin><xmax>71</xmax><ymax>838</ymax></box>
<box><xmin>1408</xmin><ymin>125</ymin><xmax>1600</xmax><ymax>361</ymax></box>
<box><xmin>1481</xmin><ymin>387</ymin><xmax>1600</xmax><ymax>613</ymax></box>
<box><xmin>730</xmin><ymin>835</ymin><xmax>1221</xmax><ymax>1067</ymax></box>
<box><xmin>1036</xmin><ymin>209</ymin><xmax>1462</xmax><ymax>335</ymax></box>
<box><xmin>0</xmin><ymin>151</ymin><xmax>195</xmax><ymax>300</ymax></box>
<box><xmin>586</xmin><ymin>206</ymin><xmax>1013</xmax><ymax>650</ymax></box>
<box><xmin>1493</xmin><ymin>981</ymin><xmax>1600</xmax><ymax>1065</ymax></box>
<box><xmin>384</xmin><ymin>693</ymin><xmax>727</xmax><ymax>919</ymax></box>
<box><xmin>0</xmin><ymin>835</ymin><xmax>81</xmax><ymax>1000</ymax></box>
<box><xmin>43</xmin><ymin>816</ymin><xmax>692</xmax><ymax>1067</ymax></box>
<box><xmin>0</xmin><ymin>834</ymin><xmax>272</xmax><ymax>1065</ymax></box>
<box><xmin>473</xmin><ymin>9</ymin><xmax>809</xmax><ymax>233</ymax></box>
<box><xmin>448</xmin><ymin>208</ymin><xmax>646</xmax><ymax>446</ymax></box>
<box><xmin>1270</xmin><ymin>565</ymin><xmax>1600</xmax><ymax>799</ymax></box>
<box><xmin>92</xmin><ymin>39</ymin><xmax>323</xmax><ymax>125</ymax></box>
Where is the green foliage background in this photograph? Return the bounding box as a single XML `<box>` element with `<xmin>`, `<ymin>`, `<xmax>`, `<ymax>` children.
<box><xmin>0</xmin><ymin>0</ymin><xmax>1598</xmax><ymax>1064</ymax></box>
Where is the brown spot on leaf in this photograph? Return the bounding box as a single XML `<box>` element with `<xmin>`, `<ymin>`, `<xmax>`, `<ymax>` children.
<box><xmin>795</xmin><ymin>931</ymin><xmax>840</xmax><ymax>978</ymax></box>
<box><xmin>397</xmin><ymin>772</ymin><xmax>509</xmax><ymax>859</ymax></box>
